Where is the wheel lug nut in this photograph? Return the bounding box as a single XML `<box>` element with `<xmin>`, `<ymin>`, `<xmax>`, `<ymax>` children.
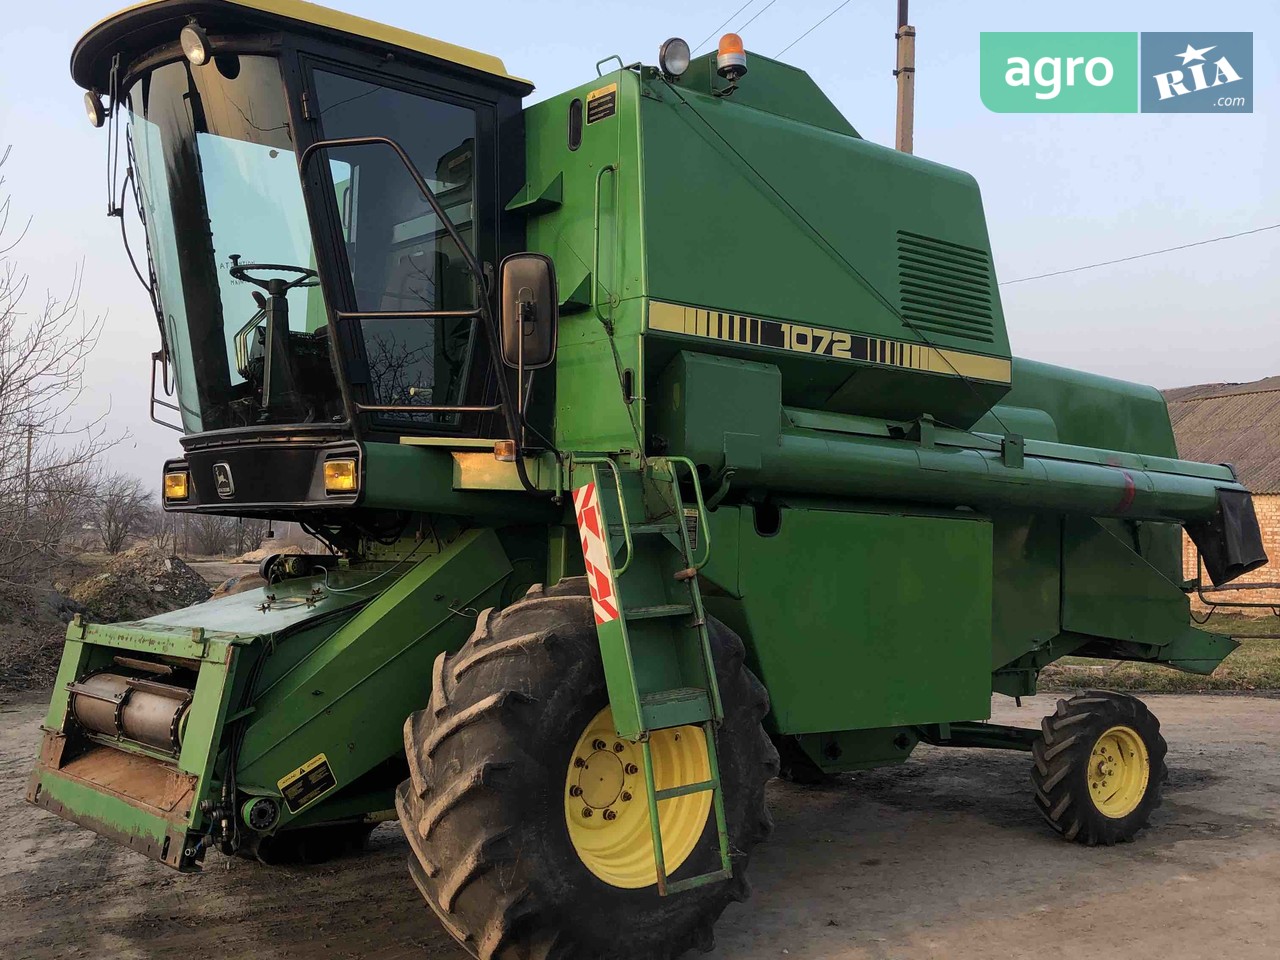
<box><xmin>581</xmin><ymin>807</ymin><xmax>593</xmax><ymax>818</ymax></box>
<box><xmin>569</xmin><ymin>785</ymin><xmax>583</xmax><ymax>797</ymax></box>
<box><xmin>625</xmin><ymin>763</ymin><xmax>639</xmax><ymax>775</ymax></box>
<box><xmin>621</xmin><ymin>791</ymin><xmax>632</xmax><ymax>802</ymax></box>
<box><xmin>613</xmin><ymin>742</ymin><xmax>625</xmax><ymax>753</ymax></box>
<box><xmin>592</xmin><ymin>739</ymin><xmax>607</xmax><ymax>751</ymax></box>
<box><xmin>603</xmin><ymin>809</ymin><xmax>617</xmax><ymax>821</ymax></box>
<box><xmin>574</xmin><ymin>757</ymin><xmax>586</xmax><ymax>768</ymax></box>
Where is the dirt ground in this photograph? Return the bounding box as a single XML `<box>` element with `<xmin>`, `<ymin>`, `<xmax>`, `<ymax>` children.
<box><xmin>2</xmin><ymin>692</ymin><xmax>1278</xmax><ymax>960</ymax></box>
<box><xmin>187</xmin><ymin>560</ymin><xmax>259</xmax><ymax>586</ymax></box>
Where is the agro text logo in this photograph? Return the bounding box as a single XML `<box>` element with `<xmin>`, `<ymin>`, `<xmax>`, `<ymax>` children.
<box><xmin>981</xmin><ymin>33</ymin><xmax>1138</xmax><ymax>113</ymax></box>
<box><xmin>981</xmin><ymin>32</ymin><xmax>1253</xmax><ymax>114</ymax></box>
<box><xmin>1141</xmin><ymin>33</ymin><xmax>1252</xmax><ymax>112</ymax></box>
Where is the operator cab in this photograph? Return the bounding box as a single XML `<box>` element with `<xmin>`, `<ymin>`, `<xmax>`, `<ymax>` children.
<box><xmin>74</xmin><ymin>0</ymin><xmax>550</xmax><ymax>511</ymax></box>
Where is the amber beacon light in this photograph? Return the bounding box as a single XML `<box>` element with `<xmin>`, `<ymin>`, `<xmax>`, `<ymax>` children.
<box><xmin>716</xmin><ymin>33</ymin><xmax>747</xmax><ymax>81</ymax></box>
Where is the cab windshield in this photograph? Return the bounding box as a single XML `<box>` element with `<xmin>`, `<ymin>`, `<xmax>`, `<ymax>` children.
<box><xmin>127</xmin><ymin>54</ymin><xmax>344</xmax><ymax>432</ymax></box>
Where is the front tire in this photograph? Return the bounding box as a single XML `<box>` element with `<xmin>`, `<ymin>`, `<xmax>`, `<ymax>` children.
<box><xmin>1031</xmin><ymin>690</ymin><xmax>1167</xmax><ymax>845</ymax></box>
<box><xmin>397</xmin><ymin>580</ymin><xmax>777</xmax><ymax>960</ymax></box>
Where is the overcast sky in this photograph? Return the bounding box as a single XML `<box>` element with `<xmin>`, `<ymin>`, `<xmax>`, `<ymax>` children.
<box><xmin>1</xmin><ymin>0</ymin><xmax>1275</xmax><ymax>483</ymax></box>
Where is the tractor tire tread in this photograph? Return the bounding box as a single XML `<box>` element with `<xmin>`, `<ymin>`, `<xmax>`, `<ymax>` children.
<box><xmin>399</xmin><ymin>578</ymin><xmax>773</xmax><ymax>960</ymax></box>
<box><xmin>1030</xmin><ymin>690</ymin><xmax>1167</xmax><ymax>846</ymax></box>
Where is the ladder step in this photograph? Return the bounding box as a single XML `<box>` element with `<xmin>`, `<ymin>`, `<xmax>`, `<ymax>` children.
<box><xmin>640</xmin><ymin>687</ymin><xmax>711</xmax><ymax>729</ymax></box>
<box><xmin>640</xmin><ymin>687</ymin><xmax>707</xmax><ymax>708</ymax></box>
<box><xmin>625</xmin><ymin>603</ymin><xmax>694</xmax><ymax>621</ymax></box>
<box><xmin>609</xmin><ymin>522</ymin><xmax>680</xmax><ymax>536</ymax></box>
<box><xmin>655</xmin><ymin>777</ymin><xmax>719</xmax><ymax>802</ymax></box>
<box><xmin>664</xmin><ymin>867</ymin><xmax>733</xmax><ymax>896</ymax></box>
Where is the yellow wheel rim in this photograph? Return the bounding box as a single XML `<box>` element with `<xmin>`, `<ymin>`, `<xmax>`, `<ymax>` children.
<box><xmin>564</xmin><ymin>707</ymin><xmax>712</xmax><ymax>889</ymax></box>
<box><xmin>1087</xmin><ymin>725</ymin><xmax>1150</xmax><ymax>818</ymax></box>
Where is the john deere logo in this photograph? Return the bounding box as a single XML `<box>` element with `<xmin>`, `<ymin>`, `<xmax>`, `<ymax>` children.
<box><xmin>213</xmin><ymin>462</ymin><xmax>235</xmax><ymax>499</ymax></box>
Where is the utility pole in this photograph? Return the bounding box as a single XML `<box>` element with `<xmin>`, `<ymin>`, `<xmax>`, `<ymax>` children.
<box><xmin>894</xmin><ymin>0</ymin><xmax>916</xmax><ymax>153</ymax></box>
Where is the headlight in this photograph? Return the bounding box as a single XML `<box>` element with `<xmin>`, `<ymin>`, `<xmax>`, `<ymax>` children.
<box><xmin>180</xmin><ymin>22</ymin><xmax>211</xmax><ymax>66</ymax></box>
<box><xmin>163</xmin><ymin>471</ymin><xmax>189</xmax><ymax>503</ymax></box>
<box><xmin>659</xmin><ymin>37</ymin><xmax>692</xmax><ymax>78</ymax></box>
<box><xmin>323</xmin><ymin>458</ymin><xmax>358</xmax><ymax>494</ymax></box>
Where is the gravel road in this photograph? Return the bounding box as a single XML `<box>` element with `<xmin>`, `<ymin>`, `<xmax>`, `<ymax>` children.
<box><xmin>2</xmin><ymin>692</ymin><xmax>1277</xmax><ymax>959</ymax></box>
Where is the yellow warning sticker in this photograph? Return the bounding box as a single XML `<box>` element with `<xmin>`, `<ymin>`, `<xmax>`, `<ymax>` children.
<box><xmin>586</xmin><ymin>82</ymin><xmax>618</xmax><ymax>124</ymax></box>
<box><xmin>277</xmin><ymin>753</ymin><xmax>337</xmax><ymax>813</ymax></box>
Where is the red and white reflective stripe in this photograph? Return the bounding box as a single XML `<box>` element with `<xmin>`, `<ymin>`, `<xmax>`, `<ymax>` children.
<box><xmin>572</xmin><ymin>482</ymin><xmax>620</xmax><ymax>625</ymax></box>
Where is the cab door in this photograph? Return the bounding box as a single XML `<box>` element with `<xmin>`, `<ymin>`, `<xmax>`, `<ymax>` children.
<box><xmin>294</xmin><ymin>53</ymin><xmax>508</xmax><ymax>439</ymax></box>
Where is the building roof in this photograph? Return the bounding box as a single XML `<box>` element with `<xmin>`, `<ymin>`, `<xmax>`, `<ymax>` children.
<box><xmin>1163</xmin><ymin>377</ymin><xmax>1280</xmax><ymax>494</ymax></box>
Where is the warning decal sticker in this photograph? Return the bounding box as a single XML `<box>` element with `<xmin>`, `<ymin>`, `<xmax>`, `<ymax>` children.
<box><xmin>277</xmin><ymin>753</ymin><xmax>337</xmax><ymax>814</ymax></box>
<box><xmin>586</xmin><ymin>83</ymin><xmax>618</xmax><ymax>124</ymax></box>
<box><xmin>571</xmin><ymin>482</ymin><xmax>620</xmax><ymax>625</ymax></box>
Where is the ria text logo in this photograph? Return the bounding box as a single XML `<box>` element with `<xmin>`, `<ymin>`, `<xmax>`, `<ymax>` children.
<box><xmin>981</xmin><ymin>32</ymin><xmax>1252</xmax><ymax>114</ymax></box>
<box><xmin>1141</xmin><ymin>33</ymin><xmax>1252</xmax><ymax>113</ymax></box>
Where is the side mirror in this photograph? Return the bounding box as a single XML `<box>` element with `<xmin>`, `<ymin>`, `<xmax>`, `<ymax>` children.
<box><xmin>499</xmin><ymin>253</ymin><xmax>558</xmax><ymax>369</ymax></box>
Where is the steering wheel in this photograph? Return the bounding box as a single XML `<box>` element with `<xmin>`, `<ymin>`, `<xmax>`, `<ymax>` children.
<box><xmin>228</xmin><ymin>254</ymin><xmax>319</xmax><ymax>291</ymax></box>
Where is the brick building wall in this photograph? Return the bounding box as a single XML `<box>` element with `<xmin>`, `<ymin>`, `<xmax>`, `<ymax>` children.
<box><xmin>1183</xmin><ymin>493</ymin><xmax>1280</xmax><ymax>611</ymax></box>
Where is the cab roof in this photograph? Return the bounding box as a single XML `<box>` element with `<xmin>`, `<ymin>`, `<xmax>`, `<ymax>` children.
<box><xmin>72</xmin><ymin>0</ymin><xmax>532</xmax><ymax>93</ymax></box>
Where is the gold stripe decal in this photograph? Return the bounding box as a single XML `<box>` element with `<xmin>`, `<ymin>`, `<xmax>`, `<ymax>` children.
<box><xmin>647</xmin><ymin>301</ymin><xmax>1011</xmax><ymax>385</ymax></box>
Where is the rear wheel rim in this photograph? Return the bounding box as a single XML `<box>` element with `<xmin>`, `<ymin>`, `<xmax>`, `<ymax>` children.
<box><xmin>1087</xmin><ymin>724</ymin><xmax>1150</xmax><ymax>818</ymax></box>
<box><xmin>563</xmin><ymin>706</ymin><xmax>712</xmax><ymax>888</ymax></box>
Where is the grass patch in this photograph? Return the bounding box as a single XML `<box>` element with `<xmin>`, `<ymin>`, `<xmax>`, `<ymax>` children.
<box><xmin>1041</xmin><ymin>615</ymin><xmax>1280</xmax><ymax>693</ymax></box>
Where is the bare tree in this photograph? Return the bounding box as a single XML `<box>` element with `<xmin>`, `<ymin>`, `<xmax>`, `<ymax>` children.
<box><xmin>192</xmin><ymin>514</ymin><xmax>236</xmax><ymax>557</ymax></box>
<box><xmin>0</xmin><ymin>147</ymin><xmax>116</xmax><ymax>586</ymax></box>
<box><xmin>149</xmin><ymin>503</ymin><xmax>180</xmax><ymax>555</ymax></box>
<box><xmin>95</xmin><ymin>473</ymin><xmax>151</xmax><ymax>554</ymax></box>
<box><xmin>235</xmin><ymin>517</ymin><xmax>269</xmax><ymax>555</ymax></box>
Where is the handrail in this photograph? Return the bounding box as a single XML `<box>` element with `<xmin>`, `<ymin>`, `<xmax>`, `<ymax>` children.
<box><xmin>233</xmin><ymin>306</ymin><xmax>267</xmax><ymax>378</ymax></box>
<box><xmin>596</xmin><ymin>55</ymin><xmax>624</xmax><ymax>77</ymax></box>
<box><xmin>576</xmin><ymin>455</ymin><xmax>634</xmax><ymax>575</ymax></box>
<box><xmin>592</xmin><ymin>163</ymin><xmax>618</xmax><ymax>325</ymax></box>
<box><xmin>1195</xmin><ymin>552</ymin><xmax>1280</xmax><ymax>612</ymax></box>
<box><xmin>662</xmin><ymin>456</ymin><xmax>713</xmax><ymax>570</ymax></box>
<box><xmin>334</xmin><ymin>308</ymin><xmax>482</xmax><ymax>322</ymax></box>
<box><xmin>149</xmin><ymin>350</ymin><xmax>183</xmax><ymax>432</ymax></box>
<box><xmin>355</xmin><ymin>403</ymin><xmax>502</xmax><ymax>415</ymax></box>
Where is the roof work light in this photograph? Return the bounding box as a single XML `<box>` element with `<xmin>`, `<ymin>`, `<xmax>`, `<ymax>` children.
<box><xmin>180</xmin><ymin>21</ymin><xmax>211</xmax><ymax>66</ymax></box>
<box><xmin>658</xmin><ymin>37</ymin><xmax>691</xmax><ymax>78</ymax></box>
<box><xmin>83</xmin><ymin>90</ymin><xmax>106</xmax><ymax>128</ymax></box>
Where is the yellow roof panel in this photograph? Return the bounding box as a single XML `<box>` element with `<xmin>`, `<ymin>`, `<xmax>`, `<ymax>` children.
<box><xmin>77</xmin><ymin>0</ymin><xmax>531</xmax><ymax>88</ymax></box>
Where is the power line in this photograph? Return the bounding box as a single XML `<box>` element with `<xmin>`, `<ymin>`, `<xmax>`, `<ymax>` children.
<box><xmin>694</xmin><ymin>1</ymin><xmax>758</xmax><ymax>54</ymax></box>
<box><xmin>777</xmin><ymin>0</ymin><xmax>855</xmax><ymax>57</ymax></box>
<box><xmin>999</xmin><ymin>222</ymin><xmax>1280</xmax><ymax>286</ymax></box>
<box><xmin>739</xmin><ymin>0</ymin><xmax>782</xmax><ymax>33</ymax></box>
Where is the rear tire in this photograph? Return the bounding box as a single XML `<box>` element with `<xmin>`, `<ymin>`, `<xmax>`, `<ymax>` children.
<box><xmin>397</xmin><ymin>580</ymin><xmax>777</xmax><ymax>959</ymax></box>
<box><xmin>1031</xmin><ymin>690</ymin><xmax>1167</xmax><ymax>845</ymax></box>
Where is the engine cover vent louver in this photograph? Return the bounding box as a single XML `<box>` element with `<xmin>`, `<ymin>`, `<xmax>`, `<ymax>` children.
<box><xmin>896</xmin><ymin>231</ymin><xmax>996</xmax><ymax>344</ymax></box>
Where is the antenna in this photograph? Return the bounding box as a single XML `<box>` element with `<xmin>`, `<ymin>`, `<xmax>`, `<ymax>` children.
<box><xmin>894</xmin><ymin>1</ymin><xmax>916</xmax><ymax>153</ymax></box>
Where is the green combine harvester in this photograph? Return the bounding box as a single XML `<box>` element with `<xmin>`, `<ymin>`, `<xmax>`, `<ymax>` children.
<box><xmin>33</xmin><ymin>1</ymin><xmax>1268</xmax><ymax>956</ymax></box>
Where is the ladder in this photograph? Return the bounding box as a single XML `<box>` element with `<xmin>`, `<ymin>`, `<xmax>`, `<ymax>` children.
<box><xmin>570</xmin><ymin>456</ymin><xmax>732</xmax><ymax>895</ymax></box>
